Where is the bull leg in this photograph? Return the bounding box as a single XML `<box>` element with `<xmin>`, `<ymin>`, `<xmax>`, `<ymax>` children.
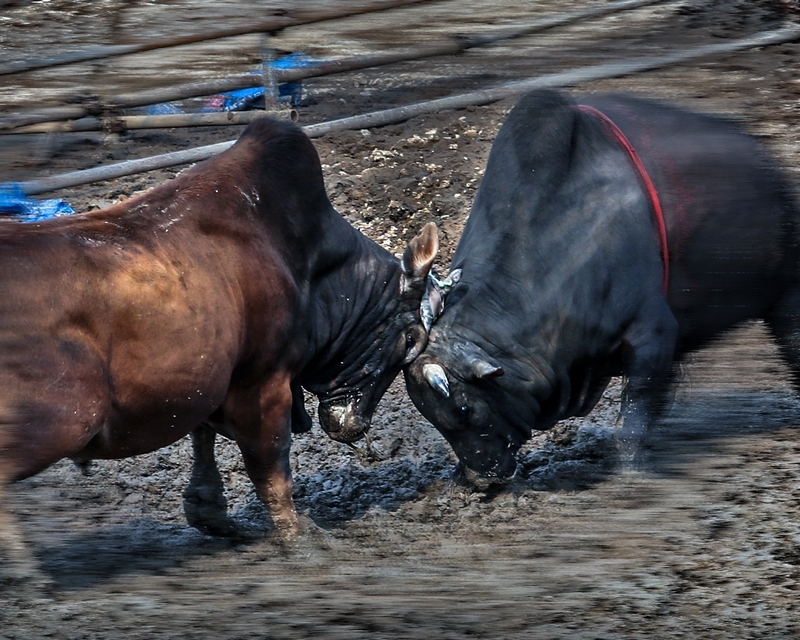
<box><xmin>290</xmin><ymin>381</ymin><xmax>312</xmax><ymax>434</ymax></box>
<box><xmin>182</xmin><ymin>424</ymin><xmax>237</xmax><ymax>537</ymax></box>
<box><xmin>0</xmin><ymin>430</ymin><xmax>49</xmax><ymax>590</ymax></box>
<box><xmin>616</xmin><ymin>298</ymin><xmax>679</xmax><ymax>469</ymax></box>
<box><xmin>226</xmin><ymin>378</ymin><xmax>300</xmax><ymax>541</ymax></box>
<box><xmin>765</xmin><ymin>286</ymin><xmax>800</xmax><ymax>393</ymax></box>
<box><xmin>617</xmin><ymin>369</ymin><xmax>679</xmax><ymax>469</ymax></box>
<box><xmin>0</xmin><ymin>490</ymin><xmax>49</xmax><ymax>590</ymax></box>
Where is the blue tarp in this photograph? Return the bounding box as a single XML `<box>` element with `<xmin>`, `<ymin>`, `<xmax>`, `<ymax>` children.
<box><xmin>203</xmin><ymin>51</ymin><xmax>318</xmax><ymax>111</ymax></box>
<box><xmin>205</xmin><ymin>53</ymin><xmax>318</xmax><ymax>111</ymax></box>
<box><xmin>0</xmin><ymin>183</ymin><xmax>74</xmax><ymax>222</ymax></box>
<box><xmin>143</xmin><ymin>102</ymin><xmax>183</xmax><ymax>116</ymax></box>
<box><xmin>147</xmin><ymin>52</ymin><xmax>319</xmax><ymax>116</ymax></box>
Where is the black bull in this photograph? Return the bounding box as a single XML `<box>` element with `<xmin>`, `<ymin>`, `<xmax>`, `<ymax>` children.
<box><xmin>405</xmin><ymin>89</ymin><xmax>800</xmax><ymax>487</ymax></box>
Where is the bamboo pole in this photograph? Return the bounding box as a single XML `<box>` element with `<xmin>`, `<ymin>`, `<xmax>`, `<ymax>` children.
<box><xmin>18</xmin><ymin>22</ymin><xmax>800</xmax><ymax>197</ymax></box>
<box><xmin>0</xmin><ymin>0</ymin><xmax>436</xmax><ymax>77</ymax></box>
<box><xmin>0</xmin><ymin>0</ymin><xmax>674</xmax><ymax>132</ymax></box>
<box><xmin>2</xmin><ymin>109</ymin><xmax>298</xmax><ymax>134</ymax></box>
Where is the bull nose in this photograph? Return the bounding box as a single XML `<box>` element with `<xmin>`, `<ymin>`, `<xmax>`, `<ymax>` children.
<box><xmin>461</xmin><ymin>460</ymin><xmax>517</xmax><ymax>491</ymax></box>
<box><xmin>318</xmin><ymin>400</ymin><xmax>369</xmax><ymax>443</ymax></box>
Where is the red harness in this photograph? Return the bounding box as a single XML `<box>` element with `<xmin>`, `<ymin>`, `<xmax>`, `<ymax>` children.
<box><xmin>576</xmin><ymin>104</ymin><xmax>669</xmax><ymax>296</ymax></box>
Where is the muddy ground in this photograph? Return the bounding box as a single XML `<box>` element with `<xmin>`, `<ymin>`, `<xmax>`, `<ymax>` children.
<box><xmin>3</xmin><ymin>0</ymin><xmax>800</xmax><ymax>637</ymax></box>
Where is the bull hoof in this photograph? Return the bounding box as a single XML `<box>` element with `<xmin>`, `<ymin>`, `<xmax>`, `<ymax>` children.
<box><xmin>615</xmin><ymin>438</ymin><xmax>655</xmax><ymax>474</ymax></box>
<box><xmin>271</xmin><ymin>515</ymin><xmax>330</xmax><ymax>555</ymax></box>
<box><xmin>0</xmin><ymin>561</ymin><xmax>54</xmax><ymax>597</ymax></box>
<box><xmin>182</xmin><ymin>487</ymin><xmax>237</xmax><ymax>537</ymax></box>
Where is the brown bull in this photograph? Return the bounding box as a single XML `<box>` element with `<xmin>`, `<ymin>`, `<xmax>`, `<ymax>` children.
<box><xmin>0</xmin><ymin>117</ymin><xmax>438</xmax><ymax>580</ymax></box>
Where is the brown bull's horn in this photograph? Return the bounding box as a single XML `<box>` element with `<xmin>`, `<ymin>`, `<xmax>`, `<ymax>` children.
<box><xmin>470</xmin><ymin>358</ymin><xmax>504</xmax><ymax>379</ymax></box>
<box><xmin>420</xmin><ymin>268</ymin><xmax>463</xmax><ymax>332</ymax></box>
<box><xmin>420</xmin><ymin>280</ymin><xmax>443</xmax><ymax>333</ymax></box>
<box><xmin>423</xmin><ymin>363</ymin><xmax>450</xmax><ymax>398</ymax></box>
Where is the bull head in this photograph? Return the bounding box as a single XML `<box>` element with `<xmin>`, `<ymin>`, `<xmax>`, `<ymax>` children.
<box><xmin>405</xmin><ymin>343</ymin><xmax>517</xmax><ymax>489</ymax></box>
<box><xmin>316</xmin><ymin>223</ymin><xmax>439</xmax><ymax>444</ymax></box>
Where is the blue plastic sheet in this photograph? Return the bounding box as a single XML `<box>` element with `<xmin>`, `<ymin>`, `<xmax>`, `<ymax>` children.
<box><xmin>0</xmin><ymin>183</ymin><xmax>74</xmax><ymax>222</ymax></box>
<box><xmin>143</xmin><ymin>102</ymin><xmax>184</xmax><ymax>116</ymax></box>
<box><xmin>269</xmin><ymin>51</ymin><xmax>318</xmax><ymax>107</ymax></box>
<box><xmin>143</xmin><ymin>53</ymin><xmax>318</xmax><ymax>116</ymax></box>
<box><xmin>203</xmin><ymin>52</ymin><xmax>318</xmax><ymax>112</ymax></box>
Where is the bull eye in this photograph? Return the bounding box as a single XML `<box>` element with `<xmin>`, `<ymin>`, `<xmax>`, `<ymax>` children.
<box><xmin>459</xmin><ymin>404</ymin><xmax>471</xmax><ymax>417</ymax></box>
<box><xmin>405</xmin><ymin>333</ymin><xmax>415</xmax><ymax>350</ymax></box>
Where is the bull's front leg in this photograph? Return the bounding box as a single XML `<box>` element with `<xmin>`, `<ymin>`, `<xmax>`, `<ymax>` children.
<box><xmin>616</xmin><ymin>298</ymin><xmax>679</xmax><ymax>470</ymax></box>
<box><xmin>226</xmin><ymin>377</ymin><xmax>299</xmax><ymax>540</ymax></box>
<box><xmin>617</xmin><ymin>369</ymin><xmax>678</xmax><ymax>470</ymax></box>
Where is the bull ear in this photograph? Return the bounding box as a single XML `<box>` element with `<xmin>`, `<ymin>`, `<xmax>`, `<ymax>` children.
<box><xmin>470</xmin><ymin>358</ymin><xmax>504</xmax><ymax>380</ymax></box>
<box><xmin>401</xmin><ymin>222</ymin><xmax>438</xmax><ymax>294</ymax></box>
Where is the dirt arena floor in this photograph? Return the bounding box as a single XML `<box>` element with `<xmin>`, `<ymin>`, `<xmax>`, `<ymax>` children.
<box><xmin>3</xmin><ymin>0</ymin><xmax>800</xmax><ymax>637</ymax></box>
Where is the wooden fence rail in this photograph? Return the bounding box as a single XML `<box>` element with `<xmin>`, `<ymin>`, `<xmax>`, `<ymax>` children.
<box><xmin>0</xmin><ymin>0</ymin><xmax>673</xmax><ymax>132</ymax></box>
<box><xmin>0</xmin><ymin>0</ymin><xmax>436</xmax><ymax>77</ymax></box>
<box><xmin>19</xmin><ymin>22</ymin><xmax>800</xmax><ymax>196</ymax></box>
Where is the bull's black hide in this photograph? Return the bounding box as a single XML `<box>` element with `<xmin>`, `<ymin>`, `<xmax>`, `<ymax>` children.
<box><xmin>405</xmin><ymin>89</ymin><xmax>800</xmax><ymax>486</ymax></box>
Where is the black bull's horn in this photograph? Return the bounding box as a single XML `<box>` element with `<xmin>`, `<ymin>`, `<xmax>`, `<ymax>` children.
<box><xmin>470</xmin><ymin>358</ymin><xmax>504</xmax><ymax>379</ymax></box>
<box><xmin>422</xmin><ymin>363</ymin><xmax>450</xmax><ymax>397</ymax></box>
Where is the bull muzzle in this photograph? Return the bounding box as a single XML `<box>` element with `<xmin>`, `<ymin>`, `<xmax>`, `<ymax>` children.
<box><xmin>461</xmin><ymin>463</ymin><xmax>517</xmax><ymax>491</ymax></box>
<box><xmin>317</xmin><ymin>398</ymin><xmax>369</xmax><ymax>444</ymax></box>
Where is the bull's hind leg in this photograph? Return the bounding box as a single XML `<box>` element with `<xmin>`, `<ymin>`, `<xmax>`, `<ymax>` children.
<box><xmin>182</xmin><ymin>424</ymin><xmax>237</xmax><ymax>537</ymax></box>
<box><xmin>0</xmin><ymin>488</ymin><xmax>46</xmax><ymax>589</ymax></box>
<box><xmin>765</xmin><ymin>286</ymin><xmax>800</xmax><ymax>393</ymax></box>
<box><xmin>616</xmin><ymin>298</ymin><xmax>680</xmax><ymax>469</ymax></box>
<box><xmin>0</xmin><ymin>339</ymin><xmax>111</xmax><ymax>589</ymax></box>
<box><xmin>0</xmin><ymin>428</ymin><xmax>49</xmax><ymax>590</ymax></box>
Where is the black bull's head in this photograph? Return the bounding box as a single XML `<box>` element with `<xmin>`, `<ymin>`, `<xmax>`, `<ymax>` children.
<box><xmin>404</xmin><ymin>274</ymin><xmax>535</xmax><ymax>489</ymax></box>
<box><xmin>404</xmin><ymin>342</ymin><xmax>529</xmax><ymax>489</ymax></box>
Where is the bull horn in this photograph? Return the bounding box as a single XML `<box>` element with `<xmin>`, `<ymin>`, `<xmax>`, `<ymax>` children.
<box><xmin>420</xmin><ymin>279</ymin><xmax>443</xmax><ymax>333</ymax></box>
<box><xmin>420</xmin><ymin>268</ymin><xmax>463</xmax><ymax>332</ymax></box>
<box><xmin>423</xmin><ymin>363</ymin><xmax>450</xmax><ymax>398</ymax></box>
<box><xmin>441</xmin><ymin>268</ymin><xmax>462</xmax><ymax>289</ymax></box>
<box><xmin>470</xmin><ymin>359</ymin><xmax>504</xmax><ymax>379</ymax></box>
